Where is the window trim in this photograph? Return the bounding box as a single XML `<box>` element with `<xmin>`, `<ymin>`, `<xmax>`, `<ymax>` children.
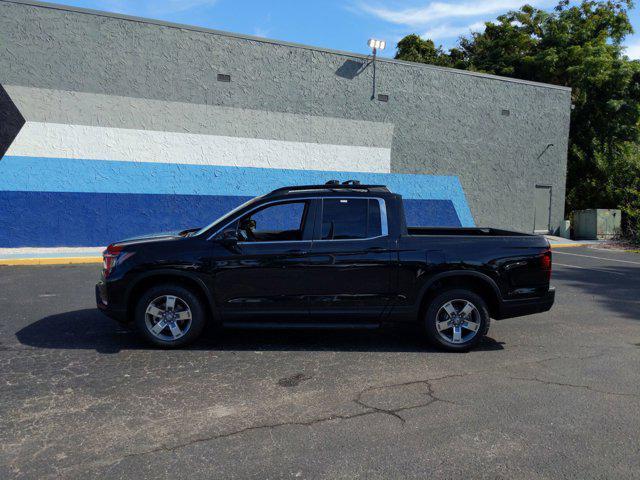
<box><xmin>240</xmin><ymin>199</ymin><xmax>309</xmax><ymax>238</ymax></box>
<box><xmin>207</xmin><ymin>196</ymin><xmax>388</xmax><ymax>243</ymax></box>
<box><xmin>316</xmin><ymin>197</ymin><xmax>388</xmax><ymax>242</ymax></box>
<box><xmin>215</xmin><ymin>199</ymin><xmax>312</xmax><ymax>244</ymax></box>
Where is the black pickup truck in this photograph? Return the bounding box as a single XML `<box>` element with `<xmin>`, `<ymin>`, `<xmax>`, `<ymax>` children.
<box><xmin>96</xmin><ymin>181</ymin><xmax>554</xmax><ymax>351</ymax></box>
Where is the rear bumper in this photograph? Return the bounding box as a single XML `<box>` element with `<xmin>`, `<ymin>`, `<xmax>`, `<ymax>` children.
<box><xmin>495</xmin><ymin>286</ymin><xmax>555</xmax><ymax>320</ymax></box>
<box><xmin>96</xmin><ymin>283</ymin><xmax>127</xmax><ymax>323</ymax></box>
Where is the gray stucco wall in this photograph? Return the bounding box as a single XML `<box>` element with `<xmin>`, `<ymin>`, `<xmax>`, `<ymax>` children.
<box><xmin>0</xmin><ymin>0</ymin><xmax>571</xmax><ymax>236</ymax></box>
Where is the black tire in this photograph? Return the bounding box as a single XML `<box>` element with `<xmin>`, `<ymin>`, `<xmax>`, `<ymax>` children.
<box><xmin>424</xmin><ymin>288</ymin><xmax>490</xmax><ymax>351</ymax></box>
<box><xmin>134</xmin><ymin>284</ymin><xmax>206</xmax><ymax>348</ymax></box>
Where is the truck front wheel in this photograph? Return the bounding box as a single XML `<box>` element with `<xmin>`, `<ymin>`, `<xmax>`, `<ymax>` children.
<box><xmin>134</xmin><ymin>284</ymin><xmax>206</xmax><ymax>348</ymax></box>
<box><xmin>424</xmin><ymin>289</ymin><xmax>490</xmax><ymax>351</ymax></box>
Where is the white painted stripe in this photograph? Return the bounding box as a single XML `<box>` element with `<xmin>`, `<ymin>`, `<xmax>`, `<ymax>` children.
<box><xmin>6</xmin><ymin>122</ymin><xmax>391</xmax><ymax>173</ymax></box>
<box><xmin>554</xmin><ymin>262</ymin><xmax>626</xmax><ymax>276</ymax></box>
<box><xmin>555</xmin><ymin>251</ymin><xmax>640</xmax><ymax>266</ymax></box>
<box><xmin>4</xmin><ymin>85</ymin><xmax>395</xmax><ymax>148</ymax></box>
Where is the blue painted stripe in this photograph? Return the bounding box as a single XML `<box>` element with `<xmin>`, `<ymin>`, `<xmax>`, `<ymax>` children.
<box><xmin>0</xmin><ymin>156</ymin><xmax>474</xmax><ymax>227</ymax></box>
<box><xmin>404</xmin><ymin>199</ymin><xmax>461</xmax><ymax>229</ymax></box>
<box><xmin>0</xmin><ymin>191</ymin><xmax>462</xmax><ymax>247</ymax></box>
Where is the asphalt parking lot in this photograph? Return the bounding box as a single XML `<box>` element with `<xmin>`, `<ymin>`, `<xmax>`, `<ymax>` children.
<box><xmin>1</xmin><ymin>246</ymin><xmax>640</xmax><ymax>479</ymax></box>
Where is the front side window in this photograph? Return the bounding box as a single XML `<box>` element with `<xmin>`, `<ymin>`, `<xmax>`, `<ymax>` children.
<box><xmin>236</xmin><ymin>201</ymin><xmax>308</xmax><ymax>242</ymax></box>
<box><xmin>321</xmin><ymin>198</ymin><xmax>384</xmax><ymax>240</ymax></box>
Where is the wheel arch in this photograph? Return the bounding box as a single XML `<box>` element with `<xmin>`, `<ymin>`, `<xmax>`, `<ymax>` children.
<box><xmin>125</xmin><ymin>270</ymin><xmax>217</xmax><ymax>324</ymax></box>
<box><xmin>417</xmin><ymin>271</ymin><xmax>501</xmax><ymax>320</ymax></box>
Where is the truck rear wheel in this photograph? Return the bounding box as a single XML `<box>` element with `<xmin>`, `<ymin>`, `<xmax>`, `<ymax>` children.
<box><xmin>424</xmin><ymin>289</ymin><xmax>490</xmax><ymax>351</ymax></box>
<box><xmin>134</xmin><ymin>284</ymin><xmax>206</xmax><ymax>348</ymax></box>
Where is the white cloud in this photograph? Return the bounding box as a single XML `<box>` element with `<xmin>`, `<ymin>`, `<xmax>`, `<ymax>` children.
<box><xmin>254</xmin><ymin>27</ymin><xmax>273</xmax><ymax>38</ymax></box>
<box><xmin>422</xmin><ymin>21</ymin><xmax>486</xmax><ymax>40</ymax></box>
<box><xmin>253</xmin><ymin>13</ymin><xmax>274</xmax><ymax>39</ymax></box>
<box><xmin>624</xmin><ymin>39</ymin><xmax>640</xmax><ymax>59</ymax></box>
<box><xmin>359</xmin><ymin>0</ymin><xmax>552</xmax><ymax>27</ymax></box>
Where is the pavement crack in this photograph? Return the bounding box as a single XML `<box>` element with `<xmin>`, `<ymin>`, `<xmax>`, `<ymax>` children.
<box><xmin>106</xmin><ymin>374</ymin><xmax>468</xmax><ymax>466</ymax></box>
<box><xmin>113</xmin><ymin>409</ymin><xmax>376</xmax><ymax>462</ymax></box>
<box><xmin>352</xmin><ymin>398</ymin><xmax>406</xmax><ymax>424</ymax></box>
<box><xmin>507</xmin><ymin>376</ymin><xmax>640</xmax><ymax>399</ymax></box>
<box><xmin>59</xmin><ymin>351</ymin><xmax>625</xmax><ymax>473</ymax></box>
<box><xmin>352</xmin><ymin>374</ymin><xmax>464</xmax><ymax>425</ymax></box>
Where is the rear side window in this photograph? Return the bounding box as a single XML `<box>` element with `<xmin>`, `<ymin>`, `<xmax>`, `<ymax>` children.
<box><xmin>321</xmin><ymin>198</ymin><xmax>384</xmax><ymax>240</ymax></box>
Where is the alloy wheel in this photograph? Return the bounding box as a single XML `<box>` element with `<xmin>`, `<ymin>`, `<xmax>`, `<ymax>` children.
<box><xmin>144</xmin><ymin>295</ymin><xmax>193</xmax><ymax>341</ymax></box>
<box><xmin>435</xmin><ymin>299</ymin><xmax>481</xmax><ymax>344</ymax></box>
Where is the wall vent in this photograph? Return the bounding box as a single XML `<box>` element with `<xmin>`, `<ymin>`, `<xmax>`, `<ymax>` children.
<box><xmin>377</xmin><ymin>94</ymin><xmax>389</xmax><ymax>102</ymax></box>
<box><xmin>217</xmin><ymin>74</ymin><xmax>231</xmax><ymax>82</ymax></box>
<box><xmin>501</xmin><ymin>109</ymin><xmax>510</xmax><ymax>116</ymax></box>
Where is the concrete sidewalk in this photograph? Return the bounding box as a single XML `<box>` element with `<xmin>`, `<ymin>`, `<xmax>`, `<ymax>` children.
<box><xmin>0</xmin><ymin>247</ymin><xmax>104</xmax><ymax>265</ymax></box>
<box><xmin>544</xmin><ymin>235</ymin><xmax>598</xmax><ymax>248</ymax></box>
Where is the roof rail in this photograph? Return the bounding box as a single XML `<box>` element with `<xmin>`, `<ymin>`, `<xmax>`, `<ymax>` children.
<box><xmin>266</xmin><ymin>181</ymin><xmax>389</xmax><ymax>196</ymax></box>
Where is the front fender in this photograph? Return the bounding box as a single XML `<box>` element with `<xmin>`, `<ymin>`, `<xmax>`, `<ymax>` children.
<box><xmin>124</xmin><ymin>268</ymin><xmax>219</xmax><ymax>322</ymax></box>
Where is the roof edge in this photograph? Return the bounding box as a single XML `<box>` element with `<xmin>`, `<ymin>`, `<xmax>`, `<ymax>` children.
<box><xmin>1</xmin><ymin>0</ymin><xmax>572</xmax><ymax>93</ymax></box>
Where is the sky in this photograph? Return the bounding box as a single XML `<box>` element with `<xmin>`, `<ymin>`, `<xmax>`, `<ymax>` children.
<box><xmin>50</xmin><ymin>0</ymin><xmax>640</xmax><ymax>59</ymax></box>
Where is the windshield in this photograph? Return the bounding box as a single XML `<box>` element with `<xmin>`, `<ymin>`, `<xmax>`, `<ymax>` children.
<box><xmin>194</xmin><ymin>195</ymin><xmax>264</xmax><ymax>237</ymax></box>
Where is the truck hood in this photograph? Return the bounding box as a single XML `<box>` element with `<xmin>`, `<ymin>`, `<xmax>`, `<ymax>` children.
<box><xmin>115</xmin><ymin>228</ymin><xmax>199</xmax><ymax>247</ymax></box>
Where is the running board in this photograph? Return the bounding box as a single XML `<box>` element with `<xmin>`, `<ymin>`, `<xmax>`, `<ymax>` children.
<box><xmin>222</xmin><ymin>322</ymin><xmax>381</xmax><ymax>330</ymax></box>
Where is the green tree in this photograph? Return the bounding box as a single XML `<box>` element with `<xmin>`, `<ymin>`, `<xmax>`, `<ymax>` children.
<box><xmin>396</xmin><ymin>0</ymin><xmax>640</xmax><ymax>238</ymax></box>
<box><xmin>395</xmin><ymin>34</ymin><xmax>454</xmax><ymax>67</ymax></box>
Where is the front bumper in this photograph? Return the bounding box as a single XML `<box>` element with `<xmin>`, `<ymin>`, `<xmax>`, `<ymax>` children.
<box><xmin>495</xmin><ymin>286</ymin><xmax>555</xmax><ymax>320</ymax></box>
<box><xmin>96</xmin><ymin>283</ymin><xmax>127</xmax><ymax>323</ymax></box>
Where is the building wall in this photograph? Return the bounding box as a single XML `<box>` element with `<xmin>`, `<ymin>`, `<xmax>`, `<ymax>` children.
<box><xmin>0</xmin><ymin>0</ymin><xmax>571</xmax><ymax>247</ymax></box>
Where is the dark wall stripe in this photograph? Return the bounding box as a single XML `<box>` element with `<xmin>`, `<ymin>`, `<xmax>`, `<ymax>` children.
<box><xmin>0</xmin><ymin>84</ymin><xmax>25</xmax><ymax>159</ymax></box>
<box><xmin>0</xmin><ymin>191</ymin><xmax>461</xmax><ymax>247</ymax></box>
<box><xmin>403</xmin><ymin>199</ymin><xmax>461</xmax><ymax>228</ymax></box>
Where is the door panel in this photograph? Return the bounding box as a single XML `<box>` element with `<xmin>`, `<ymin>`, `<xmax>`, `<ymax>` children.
<box><xmin>306</xmin><ymin>197</ymin><xmax>393</xmax><ymax>321</ymax></box>
<box><xmin>214</xmin><ymin>241</ymin><xmax>312</xmax><ymax>322</ymax></box>
<box><xmin>305</xmin><ymin>238</ymin><xmax>393</xmax><ymax>320</ymax></box>
<box><xmin>211</xmin><ymin>199</ymin><xmax>318</xmax><ymax>323</ymax></box>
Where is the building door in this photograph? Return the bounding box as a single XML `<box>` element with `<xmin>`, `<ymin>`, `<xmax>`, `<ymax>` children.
<box><xmin>534</xmin><ymin>185</ymin><xmax>552</xmax><ymax>233</ymax></box>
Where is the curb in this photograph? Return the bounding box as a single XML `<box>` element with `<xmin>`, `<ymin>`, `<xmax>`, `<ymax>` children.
<box><xmin>0</xmin><ymin>257</ymin><xmax>102</xmax><ymax>266</ymax></box>
<box><xmin>550</xmin><ymin>243</ymin><xmax>587</xmax><ymax>249</ymax></box>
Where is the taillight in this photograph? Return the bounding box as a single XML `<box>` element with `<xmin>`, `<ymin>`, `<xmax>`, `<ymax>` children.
<box><xmin>541</xmin><ymin>248</ymin><xmax>552</xmax><ymax>281</ymax></box>
<box><xmin>103</xmin><ymin>244</ymin><xmax>133</xmax><ymax>278</ymax></box>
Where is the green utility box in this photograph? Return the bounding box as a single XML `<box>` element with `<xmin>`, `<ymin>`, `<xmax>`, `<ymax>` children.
<box><xmin>572</xmin><ymin>209</ymin><xmax>621</xmax><ymax>240</ymax></box>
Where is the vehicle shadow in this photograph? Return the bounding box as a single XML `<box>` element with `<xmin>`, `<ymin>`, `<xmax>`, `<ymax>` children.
<box><xmin>552</xmin><ymin>263</ymin><xmax>640</xmax><ymax>321</ymax></box>
<box><xmin>15</xmin><ymin>308</ymin><xmax>505</xmax><ymax>354</ymax></box>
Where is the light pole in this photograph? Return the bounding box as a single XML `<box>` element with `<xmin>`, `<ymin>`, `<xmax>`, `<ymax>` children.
<box><xmin>367</xmin><ymin>38</ymin><xmax>386</xmax><ymax>100</ymax></box>
<box><xmin>368</xmin><ymin>38</ymin><xmax>386</xmax><ymax>59</ymax></box>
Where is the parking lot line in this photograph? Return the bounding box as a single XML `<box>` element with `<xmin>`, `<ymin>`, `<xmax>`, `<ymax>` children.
<box><xmin>555</xmin><ymin>251</ymin><xmax>640</xmax><ymax>265</ymax></box>
<box><xmin>550</xmin><ymin>243</ymin><xmax>588</xmax><ymax>248</ymax></box>
<box><xmin>553</xmin><ymin>262</ymin><xmax>627</xmax><ymax>276</ymax></box>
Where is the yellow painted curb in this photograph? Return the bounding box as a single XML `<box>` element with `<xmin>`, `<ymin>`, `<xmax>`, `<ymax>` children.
<box><xmin>550</xmin><ymin>243</ymin><xmax>587</xmax><ymax>249</ymax></box>
<box><xmin>0</xmin><ymin>257</ymin><xmax>102</xmax><ymax>266</ymax></box>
